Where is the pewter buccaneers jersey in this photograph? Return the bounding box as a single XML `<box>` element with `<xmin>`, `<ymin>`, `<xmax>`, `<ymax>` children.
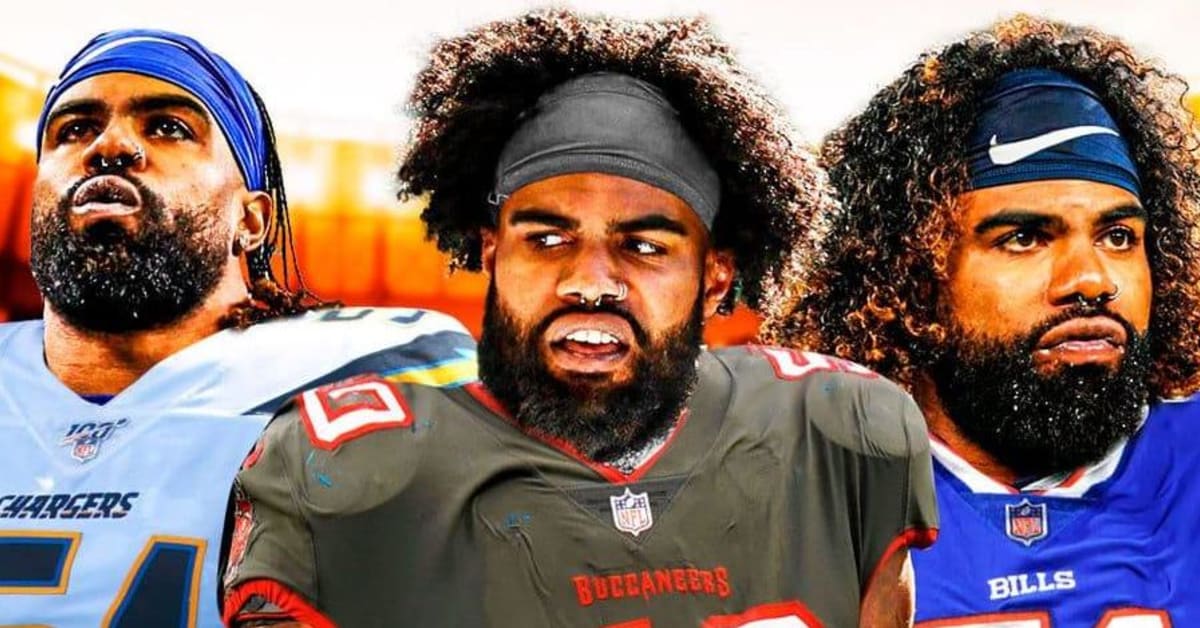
<box><xmin>0</xmin><ymin>307</ymin><xmax>476</xmax><ymax>627</ymax></box>
<box><xmin>224</xmin><ymin>346</ymin><xmax>938</xmax><ymax>628</ymax></box>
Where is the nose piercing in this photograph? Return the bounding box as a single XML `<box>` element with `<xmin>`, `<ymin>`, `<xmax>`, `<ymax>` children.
<box><xmin>97</xmin><ymin>149</ymin><xmax>143</xmax><ymax>171</ymax></box>
<box><xmin>614</xmin><ymin>282</ymin><xmax>628</xmax><ymax>302</ymax></box>
<box><xmin>1078</xmin><ymin>286</ymin><xmax>1120</xmax><ymax>308</ymax></box>
<box><xmin>573</xmin><ymin>282</ymin><xmax>628</xmax><ymax>308</ymax></box>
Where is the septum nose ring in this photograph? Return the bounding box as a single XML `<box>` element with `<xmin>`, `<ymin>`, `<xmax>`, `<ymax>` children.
<box><xmin>577</xmin><ymin>282</ymin><xmax>628</xmax><ymax>308</ymax></box>
<box><xmin>1077</xmin><ymin>286</ymin><xmax>1120</xmax><ymax>308</ymax></box>
<box><xmin>97</xmin><ymin>149</ymin><xmax>144</xmax><ymax>171</ymax></box>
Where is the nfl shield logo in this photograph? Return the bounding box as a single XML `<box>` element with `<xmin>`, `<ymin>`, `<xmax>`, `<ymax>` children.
<box><xmin>71</xmin><ymin>440</ymin><xmax>99</xmax><ymax>462</ymax></box>
<box><xmin>610</xmin><ymin>487</ymin><xmax>653</xmax><ymax>537</ymax></box>
<box><xmin>1005</xmin><ymin>498</ymin><xmax>1048</xmax><ymax>546</ymax></box>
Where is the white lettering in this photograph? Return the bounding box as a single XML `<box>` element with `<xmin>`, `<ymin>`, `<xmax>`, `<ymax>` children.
<box><xmin>988</xmin><ymin>576</ymin><xmax>1012</xmax><ymax>601</ymax></box>
<box><xmin>1054</xmin><ymin>570</ymin><xmax>1076</xmax><ymax>590</ymax></box>
<box><xmin>986</xmin><ymin>570</ymin><xmax>1076</xmax><ymax>601</ymax></box>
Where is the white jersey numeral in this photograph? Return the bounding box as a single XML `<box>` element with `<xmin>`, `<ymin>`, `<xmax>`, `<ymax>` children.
<box><xmin>918</xmin><ymin>608</ymin><xmax>1170</xmax><ymax>628</ymax></box>
<box><xmin>299</xmin><ymin>376</ymin><xmax>413</xmax><ymax>449</ymax></box>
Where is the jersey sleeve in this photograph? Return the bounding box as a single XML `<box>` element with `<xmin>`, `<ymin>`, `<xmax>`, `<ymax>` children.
<box><xmin>722</xmin><ymin>346</ymin><xmax>938</xmax><ymax>590</ymax></box>
<box><xmin>221</xmin><ymin>403</ymin><xmax>333</xmax><ymax>628</ymax></box>
<box><xmin>841</xmin><ymin>376</ymin><xmax>938</xmax><ymax>590</ymax></box>
<box><xmin>222</xmin><ymin>374</ymin><xmax>430</xmax><ymax>627</ymax></box>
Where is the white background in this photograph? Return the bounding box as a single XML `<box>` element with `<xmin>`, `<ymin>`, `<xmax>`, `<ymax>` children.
<box><xmin>0</xmin><ymin>0</ymin><xmax>1192</xmax><ymax>142</ymax></box>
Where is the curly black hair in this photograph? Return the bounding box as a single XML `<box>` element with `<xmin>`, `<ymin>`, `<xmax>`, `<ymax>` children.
<box><xmin>397</xmin><ymin>8</ymin><xmax>835</xmax><ymax>312</ymax></box>
<box><xmin>762</xmin><ymin>14</ymin><xmax>1200</xmax><ymax>398</ymax></box>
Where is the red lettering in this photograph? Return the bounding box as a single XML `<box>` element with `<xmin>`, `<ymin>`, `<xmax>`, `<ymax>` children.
<box><xmin>594</xmin><ymin>576</ymin><xmax>609</xmax><ymax>601</ymax></box>
<box><xmin>656</xmin><ymin>569</ymin><xmax>673</xmax><ymax>593</ymax></box>
<box><xmin>715</xmin><ymin>567</ymin><xmax>732</xmax><ymax>598</ymax></box>
<box><xmin>609</xmin><ymin>575</ymin><xmax>625</xmax><ymax>599</ymax></box>
<box><xmin>672</xmin><ymin>569</ymin><xmax>688</xmax><ymax>593</ymax></box>
<box><xmin>687</xmin><ymin>568</ymin><xmax>702</xmax><ymax>592</ymax></box>
<box><xmin>641</xmin><ymin>571</ymin><xmax>657</xmax><ymax>599</ymax></box>
<box><xmin>574</xmin><ymin>565</ymin><xmax>735</xmax><ymax>608</ymax></box>
<box><xmin>572</xmin><ymin>576</ymin><xmax>593</xmax><ymax>607</ymax></box>
<box><xmin>701</xmin><ymin>570</ymin><xmax>715</xmax><ymax>594</ymax></box>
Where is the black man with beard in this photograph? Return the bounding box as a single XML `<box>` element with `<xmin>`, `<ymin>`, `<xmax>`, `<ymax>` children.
<box><xmin>221</xmin><ymin>11</ymin><xmax>937</xmax><ymax>628</ymax></box>
<box><xmin>0</xmin><ymin>29</ymin><xmax>475</xmax><ymax>626</ymax></box>
<box><xmin>764</xmin><ymin>16</ymin><xmax>1200</xmax><ymax>625</ymax></box>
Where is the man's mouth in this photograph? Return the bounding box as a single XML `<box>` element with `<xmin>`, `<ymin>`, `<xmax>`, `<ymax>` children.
<box><xmin>545</xmin><ymin>313</ymin><xmax>635</xmax><ymax>374</ymax></box>
<box><xmin>1033</xmin><ymin>316</ymin><xmax>1127</xmax><ymax>367</ymax></box>
<box><xmin>71</xmin><ymin>176</ymin><xmax>142</xmax><ymax>220</ymax></box>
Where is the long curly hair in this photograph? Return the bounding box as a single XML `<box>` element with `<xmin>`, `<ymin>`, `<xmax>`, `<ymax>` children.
<box><xmin>762</xmin><ymin>15</ymin><xmax>1200</xmax><ymax>398</ymax></box>
<box><xmin>398</xmin><ymin>9</ymin><xmax>835</xmax><ymax>312</ymax></box>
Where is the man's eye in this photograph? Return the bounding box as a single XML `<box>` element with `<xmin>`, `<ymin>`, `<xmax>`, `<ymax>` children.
<box><xmin>625</xmin><ymin>239</ymin><xmax>665</xmax><ymax>256</ymax></box>
<box><xmin>56</xmin><ymin>120</ymin><xmax>97</xmax><ymax>144</ymax></box>
<box><xmin>1100</xmin><ymin>227</ymin><xmax>1138</xmax><ymax>250</ymax></box>
<box><xmin>999</xmin><ymin>230</ymin><xmax>1042</xmax><ymax>253</ymax></box>
<box><xmin>147</xmin><ymin>117</ymin><xmax>193</xmax><ymax>140</ymax></box>
<box><xmin>531</xmin><ymin>233</ymin><xmax>567</xmax><ymax>248</ymax></box>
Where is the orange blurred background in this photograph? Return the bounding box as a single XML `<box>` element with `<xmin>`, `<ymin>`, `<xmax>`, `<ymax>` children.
<box><xmin>0</xmin><ymin>53</ymin><xmax>759</xmax><ymax>344</ymax></box>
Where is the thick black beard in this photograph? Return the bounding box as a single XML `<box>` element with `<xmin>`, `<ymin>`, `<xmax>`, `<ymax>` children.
<box><xmin>478</xmin><ymin>282</ymin><xmax>703</xmax><ymax>463</ymax></box>
<box><xmin>931</xmin><ymin>307</ymin><xmax>1151</xmax><ymax>478</ymax></box>
<box><xmin>30</xmin><ymin>175</ymin><xmax>229</xmax><ymax>333</ymax></box>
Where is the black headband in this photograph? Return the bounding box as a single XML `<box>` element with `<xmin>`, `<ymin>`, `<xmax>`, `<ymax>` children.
<box><xmin>492</xmin><ymin>72</ymin><xmax>720</xmax><ymax>228</ymax></box>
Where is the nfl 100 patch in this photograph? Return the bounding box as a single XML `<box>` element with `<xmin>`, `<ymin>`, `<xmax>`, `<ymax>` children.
<box><xmin>59</xmin><ymin>419</ymin><xmax>130</xmax><ymax>463</ymax></box>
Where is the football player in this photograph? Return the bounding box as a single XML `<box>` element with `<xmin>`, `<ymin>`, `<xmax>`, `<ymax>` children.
<box><xmin>0</xmin><ymin>30</ymin><xmax>475</xmax><ymax>626</ymax></box>
<box><xmin>221</xmin><ymin>10</ymin><xmax>937</xmax><ymax>628</ymax></box>
<box><xmin>762</xmin><ymin>15</ymin><xmax>1200</xmax><ymax>626</ymax></box>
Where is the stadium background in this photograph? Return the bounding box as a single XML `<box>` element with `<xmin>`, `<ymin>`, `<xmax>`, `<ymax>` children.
<box><xmin>1</xmin><ymin>0</ymin><xmax>1196</xmax><ymax>344</ymax></box>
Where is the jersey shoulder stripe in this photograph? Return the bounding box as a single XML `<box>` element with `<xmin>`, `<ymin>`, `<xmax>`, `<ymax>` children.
<box><xmin>712</xmin><ymin>345</ymin><xmax>926</xmax><ymax>460</ymax></box>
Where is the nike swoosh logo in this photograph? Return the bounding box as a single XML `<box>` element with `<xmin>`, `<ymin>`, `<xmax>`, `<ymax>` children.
<box><xmin>988</xmin><ymin>125</ymin><xmax>1119</xmax><ymax>165</ymax></box>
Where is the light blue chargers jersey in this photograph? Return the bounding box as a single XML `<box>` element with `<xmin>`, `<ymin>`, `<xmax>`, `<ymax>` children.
<box><xmin>0</xmin><ymin>307</ymin><xmax>477</xmax><ymax>627</ymax></box>
<box><xmin>913</xmin><ymin>397</ymin><xmax>1200</xmax><ymax>627</ymax></box>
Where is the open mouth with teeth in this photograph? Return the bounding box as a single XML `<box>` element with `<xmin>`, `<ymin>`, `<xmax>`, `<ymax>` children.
<box><xmin>545</xmin><ymin>313</ymin><xmax>635</xmax><ymax>375</ymax></box>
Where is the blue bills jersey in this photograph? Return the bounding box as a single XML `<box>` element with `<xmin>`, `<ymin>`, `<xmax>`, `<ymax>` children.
<box><xmin>0</xmin><ymin>307</ymin><xmax>476</xmax><ymax>627</ymax></box>
<box><xmin>913</xmin><ymin>397</ymin><xmax>1200</xmax><ymax>627</ymax></box>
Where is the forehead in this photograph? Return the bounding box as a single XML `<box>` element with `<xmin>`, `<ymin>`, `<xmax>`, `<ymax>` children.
<box><xmin>500</xmin><ymin>172</ymin><xmax>707</xmax><ymax>233</ymax></box>
<box><xmin>957</xmin><ymin>179</ymin><xmax>1142</xmax><ymax>222</ymax></box>
<box><xmin>50</xmin><ymin>72</ymin><xmax>207</xmax><ymax>114</ymax></box>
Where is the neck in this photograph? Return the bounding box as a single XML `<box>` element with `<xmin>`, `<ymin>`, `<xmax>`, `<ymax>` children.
<box><xmin>42</xmin><ymin>269</ymin><xmax>249</xmax><ymax>396</ymax></box>
<box><xmin>913</xmin><ymin>373</ymin><xmax>1020</xmax><ymax>485</ymax></box>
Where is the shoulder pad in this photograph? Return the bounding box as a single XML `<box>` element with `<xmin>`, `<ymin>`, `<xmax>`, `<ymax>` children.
<box><xmin>260</xmin><ymin>377</ymin><xmax>439</xmax><ymax>516</ymax></box>
<box><xmin>216</xmin><ymin>307</ymin><xmax>476</xmax><ymax>414</ymax></box>
<box><xmin>718</xmin><ymin>345</ymin><xmax>926</xmax><ymax>459</ymax></box>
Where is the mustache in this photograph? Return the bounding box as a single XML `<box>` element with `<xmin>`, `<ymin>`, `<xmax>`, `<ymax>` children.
<box><xmin>534</xmin><ymin>301</ymin><xmax>649</xmax><ymax>347</ymax></box>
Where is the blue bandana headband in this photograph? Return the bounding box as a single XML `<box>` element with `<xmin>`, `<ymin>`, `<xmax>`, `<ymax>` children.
<box><xmin>967</xmin><ymin>68</ymin><xmax>1141</xmax><ymax>198</ymax></box>
<box><xmin>36</xmin><ymin>29</ymin><xmax>267</xmax><ymax>191</ymax></box>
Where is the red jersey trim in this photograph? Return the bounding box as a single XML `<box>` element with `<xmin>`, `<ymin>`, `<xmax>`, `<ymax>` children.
<box><xmin>862</xmin><ymin>527</ymin><xmax>939</xmax><ymax>603</ymax></box>
<box><xmin>702</xmin><ymin>600</ymin><xmax>825</xmax><ymax>627</ymax></box>
<box><xmin>464</xmin><ymin>382</ymin><xmax>686</xmax><ymax>485</ymax></box>
<box><xmin>929</xmin><ymin>432</ymin><xmax>1092</xmax><ymax>495</ymax></box>
<box><xmin>223</xmin><ymin>578</ymin><xmax>335</xmax><ymax>628</ymax></box>
<box><xmin>916</xmin><ymin>610</ymin><xmax>1051</xmax><ymax>627</ymax></box>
